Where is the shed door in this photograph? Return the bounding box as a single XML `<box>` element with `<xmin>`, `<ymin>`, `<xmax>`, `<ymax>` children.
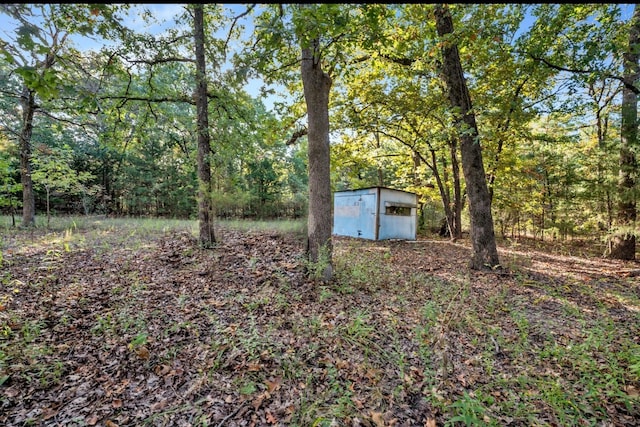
<box><xmin>333</xmin><ymin>194</ymin><xmax>377</xmax><ymax>240</ymax></box>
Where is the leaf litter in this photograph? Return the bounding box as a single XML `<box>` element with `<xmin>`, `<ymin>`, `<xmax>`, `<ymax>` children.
<box><xmin>0</xmin><ymin>225</ymin><xmax>638</xmax><ymax>426</ymax></box>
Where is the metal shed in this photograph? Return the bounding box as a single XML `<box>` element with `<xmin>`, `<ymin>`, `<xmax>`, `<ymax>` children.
<box><xmin>333</xmin><ymin>186</ymin><xmax>418</xmax><ymax>240</ymax></box>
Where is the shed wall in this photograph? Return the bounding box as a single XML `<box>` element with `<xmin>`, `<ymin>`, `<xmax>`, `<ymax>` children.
<box><xmin>333</xmin><ymin>188</ymin><xmax>377</xmax><ymax>239</ymax></box>
<box><xmin>333</xmin><ymin>187</ymin><xmax>417</xmax><ymax>240</ymax></box>
<box><xmin>377</xmin><ymin>189</ymin><xmax>417</xmax><ymax>240</ymax></box>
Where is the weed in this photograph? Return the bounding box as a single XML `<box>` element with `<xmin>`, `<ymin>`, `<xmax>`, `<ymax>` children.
<box><xmin>343</xmin><ymin>310</ymin><xmax>374</xmax><ymax>343</ymax></box>
<box><xmin>446</xmin><ymin>391</ymin><xmax>490</xmax><ymax>426</ymax></box>
<box><xmin>318</xmin><ymin>287</ymin><xmax>333</xmax><ymax>303</ymax></box>
<box><xmin>304</xmin><ymin>243</ymin><xmax>333</xmax><ymax>282</ymax></box>
<box><xmin>238</xmin><ymin>379</ymin><xmax>257</xmax><ymax>395</ymax></box>
<box><xmin>128</xmin><ymin>333</ymin><xmax>148</xmax><ymax>351</ymax></box>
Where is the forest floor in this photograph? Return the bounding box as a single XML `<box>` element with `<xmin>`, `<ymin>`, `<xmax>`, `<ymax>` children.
<box><xmin>0</xmin><ymin>218</ymin><xmax>639</xmax><ymax>427</ymax></box>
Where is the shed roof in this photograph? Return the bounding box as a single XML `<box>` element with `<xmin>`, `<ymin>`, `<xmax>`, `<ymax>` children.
<box><xmin>334</xmin><ymin>186</ymin><xmax>417</xmax><ymax>196</ymax></box>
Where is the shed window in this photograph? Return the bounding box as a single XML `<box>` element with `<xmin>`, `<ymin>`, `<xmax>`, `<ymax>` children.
<box><xmin>385</xmin><ymin>205</ymin><xmax>411</xmax><ymax>216</ymax></box>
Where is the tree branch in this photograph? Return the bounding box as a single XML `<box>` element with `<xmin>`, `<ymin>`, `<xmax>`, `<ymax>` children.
<box><xmin>286</xmin><ymin>127</ymin><xmax>308</xmax><ymax>145</ymax></box>
<box><xmin>224</xmin><ymin>4</ymin><xmax>256</xmax><ymax>54</ymax></box>
<box><xmin>528</xmin><ymin>52</ymin><xmax>640</xmax><ymax>94</ymax></box>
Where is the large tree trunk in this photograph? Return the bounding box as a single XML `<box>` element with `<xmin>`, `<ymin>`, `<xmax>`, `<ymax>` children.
<box><xmin>301</xmin><ymin>38</ymin><xmax>333</xmax><ymax>280</ymax></box>
<box><xmin>609</xmin><ymin>5</ymin><xmax>639</xmax><ymax>260</ymax></box>
<box><xmin>434</xmin><ymin>4</ymin><xmax>500</xmax><ymax>269</ymax></box>
<box><xmin>194</xmin><ymin>4</ymin><xmax>215</xmax><ymax>248</ymax></box>
<box><xmin>20</xmin><ymin>86</ymin><xmax>36</xmax><ymax>227</ymax></box>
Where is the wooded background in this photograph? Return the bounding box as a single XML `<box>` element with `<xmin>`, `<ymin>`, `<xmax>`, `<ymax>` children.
<box><xmin>0</xmin><ymin>4</ymin><xmax>637</xmax><ymax>258</ymax></box>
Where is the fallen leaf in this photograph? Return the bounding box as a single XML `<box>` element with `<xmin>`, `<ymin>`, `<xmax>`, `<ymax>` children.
<box><xmin>247</xmin><ymin>362</ymin><xmax>262</xmax><ymax>372</ymax></box>
<box><xmin>266</xmin><ymin>410</ymin><xmax>278</xmax><ymax>424</ymax></box>
<box><xmin>252</xmin><ymin>395</ymin><xmax>264</xmax><ymax>410</ymax></box>
<box><xmin>624</xmin><ymin>385</ymin><xmax>639</xmax><ymax>397</ymax></box>
<box><xmin>425</xmin><ymin>418</ymin><xmax>436</xmax><ymax>427</ymax></box>
<box><xmin>105</xmin><ymin>421</ymin><xmax>119</xmax><ymax>427</ymax></box>
<box><xmin>112</xmin><ymin>399</ymin><xmax>123</xmax><ymax>408</ymax></box>
<box><xmin>265</xmin><ymin>377</ymin><xmax>282</xmax><ymax>393</ymax></box>
<box><xmin>4</xmin><ymin>387</ymin><xmax>19</xmax><ymax>398</ymax></box>
<box><xmin>151</xmin><ymin>400</ymin><xmax>168</xmax><ymax>411</ymax></box>
<box><xmin>136</xmin><ymin>346</ymin><xmax>150</xmax><ymax>360</ymax></box>
<box><xmin>370</xmin><ymin>411</ymin><xmax>385</xmax><ymax>427</ymax></box>
<box><xmin>154</xmin><ymin>364</ymin><xmax>171</xmax><ymax>376</ymax></box>
<box><xmin>352</xmin><ymin>397</ymin><xmax>364</xmax><ymax>409</ymax></box>
<box><xmin>42</xmin><ymin>407</ymin><xmax>58</xmax><ymax>420</ymax></box>
<box><xmin>86</xmin><ymin>414</ymin><xmax>99</xmax><ymax>426</ymax></box>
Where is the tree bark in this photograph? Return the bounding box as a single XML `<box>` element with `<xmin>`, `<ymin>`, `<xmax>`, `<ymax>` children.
<box><xmin>434</xmin><ymin>4</ymin><xmax>500</xmax><ymax>269</ymax></box>
<box><xmin>301</xmin><ymin>37</ymin><xmax>333</xmax><ymax>280</ymax></box>
<box><xmin>609</xmin><ymin>5</ymin><xmax>639</xmax><ymax>260</ymax></box>
<box><xmin>19</xmin><ymin>86</ymin><xmax>36</xmax><ymax>227</ymax></box>
<box><xmin>194</xmin><ymin>4</ymin><xmax>216</xmax><ymax>248</ymax></box>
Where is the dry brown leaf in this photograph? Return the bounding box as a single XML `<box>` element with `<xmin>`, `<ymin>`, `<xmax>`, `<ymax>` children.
<box><xmin>370</xmin><ymin>411</ymin><xmax>385</xmax><ymax>427</ymax></box>
<box><xmin>352</xmin><ymin>397</ymin><xmax>364</xmax><ymax>409</ymax></box>
<box><xmin>252</xmin><ymin>395</ymin><xmax>264</xmax><ymax>411</ymax></box>
<box><xmin>247</xmin><ymin>362</ymin><xmax>262</xmax><ymax>372</ymax></box>
<box><xmin>265</xmin><ymin>377</ymin><xmax>282</xmax><ymax>393</ymax></box>
<box><xmin>105</xmin><ymin>421</ymin><xmax>119</xmax><ymax>427</ymax></box>
<box><xmin>112</xmin><ymin>399</ymin><xmax>123</xmax><ymax>408</ymax></box>
<box><xmin>265</xmin><ymin>410</ymin><xmax>278</xmax><ymax>424</ymax></box>
<box><xmin>42</xmin><ymin>407</ymin><xmax>58</xmax><ymax>420</ymax></box>
<box><xmin>135</xmin><ymin>346</ymin><xmax>150</xmax><ymax>360</ymax></box>
<box><xmin>425</xmin><ymin>418</ymin><xmax>437</xmax><ymax>427</ymax></box>
<box><xmin>624</xmin><ymin>385</ymin><xmax>639</xmax><ymax>397</ymax></box>
<box><xmin>154</xmin><ymin>364</ymin><xmax>171</xmax><ymax>376</ymax></box>
<box><xmin>4</xmin><ymin>387</ymin><xmax>19</xmax><ymax>398</ymax></box>
<box><xmin>86</xmin><ymin>414</ymin><xmax>99</xmax><ymax>426</ymax></box>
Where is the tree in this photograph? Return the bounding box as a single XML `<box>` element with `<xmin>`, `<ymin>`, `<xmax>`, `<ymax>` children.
<box><xmin>31</xmin><ymin>144</ymin><xmax>94</xmax><ymax>227</ymax></box>
<box><xmin>609</xmin><ymin>5</ymin><xmax>640</xmax><ymax>259</ymax></box>
<box><xmin>0</xmin><ymin>4</ymin><xmax>128</xmax><ymax>226</ymax></box>
<box><xmin>193</xmin><ymin>3</ymin><xmax>215</xmax><ymax>247</ymax></box>
<box><xmin>434</xmin><ymin>4</ymin><xmax>500</xmax><ymax>269</ymax></box>
<box><xmin>299</xmin><ymin>5</ymin><xmax>333</xmax><ymax>279</ymax></box>
<box><xmin>0</xmin><ymin>137</ymin><xmax>21</xmax><ymax>226</ymax></box>
<box><xmin>247</xmin><ymin>4</ymin><xmax>395</xmax><ymax>278</ymax></box>
<box><xmin>518</xmin><ymin>4</ymin><xmax>638</xmax><ymax>254</ymax></box>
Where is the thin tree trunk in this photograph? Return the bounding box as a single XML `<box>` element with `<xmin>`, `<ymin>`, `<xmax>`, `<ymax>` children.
<box><xmin>449</xmin><ymin>136</ymin><xmax>463</xmax><ymax>240</ymax></box>
<box><xmin>434</xmin><ymin>3</ymin><xmax>500</xmax><ymax>269</ymax></box>
<box><xmin>194</xmin><ymin>3</ymin><xmax>216</xmax><ymax>248</ymax></box>
<box><xmin>429</xmin><ymin>149</ymin><xmax>455</xmax><ymax>238</ymax></box>
<box><xmin>301</xmin><ymin>37</ymin><xmax>333</xmax><ymax>280</ymax></box>
<box><xmin>46</xmin><ymin>185</ymin><xmax>50</xmax><ymax>228</ymax></box>
<box><xmin>20</xmin><ymin>86</ymin><xmax>36</xmax><ymax>227</ymax></box>
<box><xmin>609</xmin><ymin>4</ymin><xmax>639</xmax><ymax>260</ymax></box>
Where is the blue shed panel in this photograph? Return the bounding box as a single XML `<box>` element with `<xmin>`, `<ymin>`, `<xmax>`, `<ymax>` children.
<box><xmin>377</xmin><ymin>189</ymin><xmax>417</xmax><ymax>240</ymax></box>
<box><xmin>333</xmin><ymin>187</ymin><xmax>417</xmax><ymax>241</ymax></box>
<box><xmin>333</xmin><ymin>191</ymin><xmax>377</xmax><ymax>239</ymax></box>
